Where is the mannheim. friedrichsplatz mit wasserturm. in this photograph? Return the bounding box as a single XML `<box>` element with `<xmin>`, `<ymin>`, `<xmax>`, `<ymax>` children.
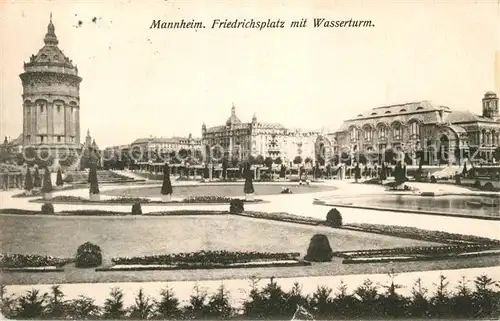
<box><xmin>1</xmin><ymin>11</ymin><xmax>500</xmax><ymax>321</ymax></box>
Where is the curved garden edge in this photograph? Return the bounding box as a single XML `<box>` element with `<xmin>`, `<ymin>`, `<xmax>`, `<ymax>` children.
<box><xmin>95</xmin><ymin>261</ymin><xmax>311</xmax><ymax>272</ymax></box>
<box><xmin>313</xmin><ymin>200</ymin><xmax>500</xmax><ymax>221</ymax></box>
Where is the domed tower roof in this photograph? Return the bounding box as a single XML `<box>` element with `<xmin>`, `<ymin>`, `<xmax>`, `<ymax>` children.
<box><xmin>485</xmin><ymin>91</ymin><xmax>497</xmax><ymax>98</ymax></box>
<box><xmin>22</xmin><ymin>14</ymin><xmax>78</xmax><ymax>71</ymax></box>
<box><xmin>226</xmin><ymin>103</ymin><xmax>242</xmax><ymax>126</ymax></box>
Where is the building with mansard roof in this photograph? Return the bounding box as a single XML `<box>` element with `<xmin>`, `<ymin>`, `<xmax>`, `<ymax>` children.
<box><xmin>20</xmin><ymin>15</ymin><xmax>82</xmax><ymax>150</ymax></box>
<box><xmin>202</xmin><ymin>104</ymin><xmax>319</xmax><ymax>165</ymax></box>
<box><xmin>130</xmin><ymin>134</ymin><xmax>202</xmax><ymax>154</ymax></box>
<box><xmin>319</xmin><ymin>92</ymin><xmax>500</xmax><ymax>165</ymax></box>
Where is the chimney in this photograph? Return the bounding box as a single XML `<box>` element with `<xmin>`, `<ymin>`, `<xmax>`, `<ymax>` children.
<box><xmin>496</xmin><ymin>50</ymin><xmax>500</xmax><ymax>95</ymax></box>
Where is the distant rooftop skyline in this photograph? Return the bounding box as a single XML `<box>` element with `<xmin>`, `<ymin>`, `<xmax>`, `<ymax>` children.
<box><xmin>1</xmin><ymin>0</ymin><xmax>499</xmax><ymax>147</ymax></box>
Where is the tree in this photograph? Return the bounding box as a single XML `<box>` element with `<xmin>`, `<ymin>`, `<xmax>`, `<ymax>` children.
<box><xmin>280</xmin><ymin>164</ymin><xmax>286</xmax><ymax>178</ymax></box>
<box><xmin>310</xmin><ymin>285</ymin><xmax>333</xmax><ymax>318</ymax></box>
<box><xmin>129</xmin><ymin>288</ymin><xmax>153</xmax><ymax>320</ymax></box>
<box><xmin>254</xmin><ymin>155</ymin><xmax>264</xmax><ymax>165</ymax></box>
<box><xmin>380</xmin><ymin>162</ymin><xmax>387</xmax><ymax>182</ymax></box>
<box><xmin>46</xmin><ymin>285</ymin><xmax>67</xmax><ymax>319</ymax></box>
<box><xmin>33</xmin><ymin>166</ymin><xmax>41</xmax><ymax>189</ymax></box>
<box><xmin>243</xmin><ymin>164</ymin><xmax>254</xmax><ymax>195</ymax></box>
<box><xmin>67</xmin><ymin>295</ymin><xmax>100</xmax><ymax>319</ymax></box>
<box><xmin>24</xmin><ymin>167</ymin><xmax>33</xmax><ymax>192</ymax></box>
<box><xmin>103</xmin><ymin>287</ymin><xmax>126</xmax><ymax>319</ymax></box>
<box><xmin>354</xmin><ymin>279</ymin><xmax>382</xmax><ymax>317</ymax></box>
<box><xmin>154</xmin><ymin>286</ymin><xmax>181</xmax><ymax>319</ymax></box>
<box><xmin>408</xmin><ymin>278</ymin><xmax>430</xmax><ymax>318</ymax></box>
<box><xmin>41</xmin><ymin>166</ymin><xmax>53</xmax><ymax>193</ymax></box>
<box><xmin>88</xmin><ymin>163</ymin><xmax>100</xmax><ymax>195</ymax></box>
<box><xmin>264</xmin><ymin>156</ymin><xmax>274</xmax><ymax>174</ymax></box>
<box><xmin>354</xmin><ymin>163</ymin><xmax>361</xmax><ymax>182</ymax></box>
<box><xmin>206</xmin><ymin>284</ymin><xmax>233</xmax><ymax>319</ymax></box>
<box><xmin>222</xmin><ymin>157</ymin><xmax>229</xmax><ymax>180</ymax></box>
<box><xmin>462</xmin><ymin>161</ymin><xmax>468</xmax><ymax>177</ymax></box>
<box><xmin>430</xmin><ymin>274</ymin><xmax>451</xmax><ymax>317</ymax></box>
<box><xmin>161</xmin><ymin>163</ymin><xmax>173</xmax><ymax>195</ymax></box>
<box><xmin>1</xmin><ymin>284</ymin><xmax>17</xmax><ymax>319</ymax></box>
<box><xmin>472</xmin><ymin>274</ymin><xmax>498</xmax><ymax>318</ymax></box>
<box><xmin>452</xmin><ymin>276</ymin><xmax>474</xmax><ymax>318</ymax></box>
<box><xmin>56</xmin><ymin>168</ymin><xmax>64</xmax><ymax>187</ymax></box>
<box><xmin>293</xmin><ymin>156</ymin><xmax>303</xmax><ymax>165</ymax></box>
<box><xmin>184</xmin><ymin>284</ymin><xmax>208</xmax><ymax>319</ymax></box>
<box><xmin>274</xmin><ymin>157</ymin><xmax>282</xmax><ymax>165</ymax></box>
<box><xmin>304</xmin><ymin>234</ymin><xmax>333</xmax><ymax>262</ymax></box>
<box><xmin>15</xmin><ymin>288</ymin><xmax>47</xmax><ymax>319</ymax></box>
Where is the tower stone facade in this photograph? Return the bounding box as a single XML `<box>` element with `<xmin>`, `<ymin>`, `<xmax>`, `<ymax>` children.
<box><xmin>19</xmin><ymin>15</ymin><xmax>82</xmax><ymax>149</ymax></box>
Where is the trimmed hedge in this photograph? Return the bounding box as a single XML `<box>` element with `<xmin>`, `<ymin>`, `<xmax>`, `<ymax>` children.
<box><xmin>229</xmin><ymin>199</ymin><xmax>244</xmax><ymax>214</ymax></box>
<box><xmin>131</xmin><ymin>202</ymin><xmax>142</xmax><ymax>215</ymax></box>
<box><xmin>75</xmin><ymin>242</ymin><xmax>102</xmax><ymax>268</ymax></box>
<box><xmin>326</xmin><ymin>208</ymin><xmax>342</xmax><ymax>227</ymax></box>
<box><xmin>41</xmin><ymin>203</ymin><xmax>54</xmax><ymax>214</ymax></box>
<box><xmin>304</xmin><ymin>234</ymin><xmax>333</xmax><ymax>262</ymax></box>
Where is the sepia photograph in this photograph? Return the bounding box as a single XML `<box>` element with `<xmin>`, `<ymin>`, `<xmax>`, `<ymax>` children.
<box><xmin>0</xmin><ymin>0</ymin><xmax>499</xmax><ymax>319</ymax></box>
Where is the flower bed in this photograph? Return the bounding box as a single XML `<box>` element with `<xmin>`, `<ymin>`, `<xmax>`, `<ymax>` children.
<box><xmin>35</xmin><ymin>195</ymin><xmax>264</xmax><ymax>205</ymax></box>
<box><xmin>0</xmin><ymin>253</ymin><xmax>71</xmax><ymax>269</ymax></box>
<box><xmin>97</xmin><ymin>260</ymin><xmax>309</xmax><ymax>272</ymax></box>
<box><xmin>237</xmin><ymin>211</ymin><xmax>323</xmax><ymax>226</ymax></box>
<box><xmin>335</xmin><ymin>244</ymin><xmax>494</xmax><ymax>259</ymax></box>
<box><xmin>344</xmin><ymin>223</ymin><xmax>500</xmax><ymax>246</ymax></box>
<box><xmin>111</xmin><ymin>250</ymin><xmax>301</xmax><ymax>266</ymax></box>
<box><xmin>3</xmin><ymin>266</ymin><xmax>64</xmax><ymax>272</ymax></box>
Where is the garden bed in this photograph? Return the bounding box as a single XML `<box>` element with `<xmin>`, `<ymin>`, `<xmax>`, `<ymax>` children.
<box><xmin>0</xmin><ymin>253</ymin><xmax>71</xmax><ymax>269</ymax></box>
<box><xmin>32</xmin><ymin>195</ymin><xmax>265</xmax><ymax>205</ymax></box>
<box><xmin>97</xmin><ymin>260</ymin><xmax>309</xmax><ymax>271</ymax></box>
<box><xmin>237</xmin><ymin>211</ymin><xmax>324</xmax><ymax>226</ymax></box>
<box><xmin>100</xmin><ymin>250</ymin><xmax>307</xmax><ymax>271</ymax></box>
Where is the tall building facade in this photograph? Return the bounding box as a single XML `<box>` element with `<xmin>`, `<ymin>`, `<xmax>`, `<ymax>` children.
<box><xmin>202</xmin><ymin>104</ymin><xmax>319</xmax><ymax>164</ymax></box>
<box><xmin>322</xmin><ymin>93</ymin><xmax>500</xmax><ymax>165</ymax></box>
<box><xmin>19</xmin><ymin>15</ymin><xmax>82</xmax><ymax>149</ymax></box>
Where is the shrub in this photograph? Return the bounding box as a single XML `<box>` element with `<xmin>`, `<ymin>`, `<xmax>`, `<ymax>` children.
<box><xmin>41</xmin><ymin>203</ymin><xmax>54</xmax><ymax>214</ymax></box>
<box><xmin>75</xmin><ymin>242</ymin><xmax>102</xmax><ymax>268</ymax></box>
<box><xmin>326</xmin><ymin>208</ymin><xmax>342</xmax><ymax>227</ymax></box>
<box><xmin>56</xmin><ymin>168</ymin><xmax>64</xmax><ymax>186</ymax></box>
<box><xmin>24</xmin><ymin>168</ymin><xmax>33</xmax><ymax>191</ymax></box>
<box><xmin>229</xmin><ymin>199</ymin><xmax>244</xmax><ymax>214</ymax></box>
<box><xmin>132</xmin><ymin>202</ymin><xmax>142</xmax><ymax>215</ymax></box>
<box><xmin>41</xmin><ymin>166</ymin><xmax>53</xmax><ymax>193</ymax></box>
<box><xmin>304</xmin><ymin>234</ymin><xmax>333</xmax><ymax>262</ymax></box>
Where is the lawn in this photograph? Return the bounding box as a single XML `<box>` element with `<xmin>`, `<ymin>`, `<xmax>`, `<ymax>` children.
<box><xmin>101</xmin><ymin>183</ymin><xmax>335</xmax><ymax>198</ymax></box>
<box><xmin>0</xmin><ymin>214</ymin><xmax>438</xmax><ymax>259</ymax></box>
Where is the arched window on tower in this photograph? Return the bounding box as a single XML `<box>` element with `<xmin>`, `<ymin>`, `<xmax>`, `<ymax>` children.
<box><xmin>378</xmin><ymin>125</ymin><xmax>387</xmax><ymax>139</ymax></box>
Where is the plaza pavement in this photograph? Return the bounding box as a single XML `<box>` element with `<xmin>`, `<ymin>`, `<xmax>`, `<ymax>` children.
<box><xmin>1</xmin><ymin>177</ymin><xmax>499</xmax><ymax>305</ymax></box>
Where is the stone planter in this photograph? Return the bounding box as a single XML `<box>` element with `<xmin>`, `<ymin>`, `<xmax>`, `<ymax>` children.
<box><xmin>245</xmin><ymin>193</ymin><xmax>254</xmax><ymax>201</ymax></box>
<box><xmin>89</xmin><ymin>193</ymin><xmax>100</xmax><ymax>202</ymax></box>
<box><xmin>43</xmin><ymin>192</ymin><xmax>52</xmax><ymax>201</ymax></box>
<box><xmin>162</xmin><ymin>194</ymin><xmax>171</xmax><ymax>202</ymax></box>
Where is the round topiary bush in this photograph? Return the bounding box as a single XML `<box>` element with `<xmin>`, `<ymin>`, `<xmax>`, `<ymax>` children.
<box><xmin>132</xmin><ymin>202</ymin><xmax>142</xmax><ymax>215</ymax></box>
<box><xmin>41</xmin><ymin>203</ymin><xmax>54</xmax><ymax>214</ymax></box>
<box><xmin>304</xmin><ymin>234</ymin><xmax>333</xmax><ymax>262</ymax></box>
<box><xmin>326</xmin><ymin>208</ymin><xmax>342</xmax><ymax>227</ymax></box>
<box><xmin>229</xmin><ymin>199</ymin><xmax>244</xmax><ymax>214</ymax></box>
<box><xmin>75</xmin><ymin>242</ymin><xmax>102</xmax><ymax>268</ymax></box>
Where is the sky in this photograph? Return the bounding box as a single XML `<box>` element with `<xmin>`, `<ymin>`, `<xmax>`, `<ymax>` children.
<box><xmin>1</xmin><ymin>0</ymin><xmax>500</xmax><ymax>147</ymax></box>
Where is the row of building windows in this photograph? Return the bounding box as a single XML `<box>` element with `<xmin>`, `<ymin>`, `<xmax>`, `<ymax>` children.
<box><xmin>350</xmin><ymin>123</ymin><xmax>420</xmax><ymax>142</ymax></box>
<box><xmin>26</xmin><ymin>135</ymin><xmax>76</xmax><ymax>143</ymax></box>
